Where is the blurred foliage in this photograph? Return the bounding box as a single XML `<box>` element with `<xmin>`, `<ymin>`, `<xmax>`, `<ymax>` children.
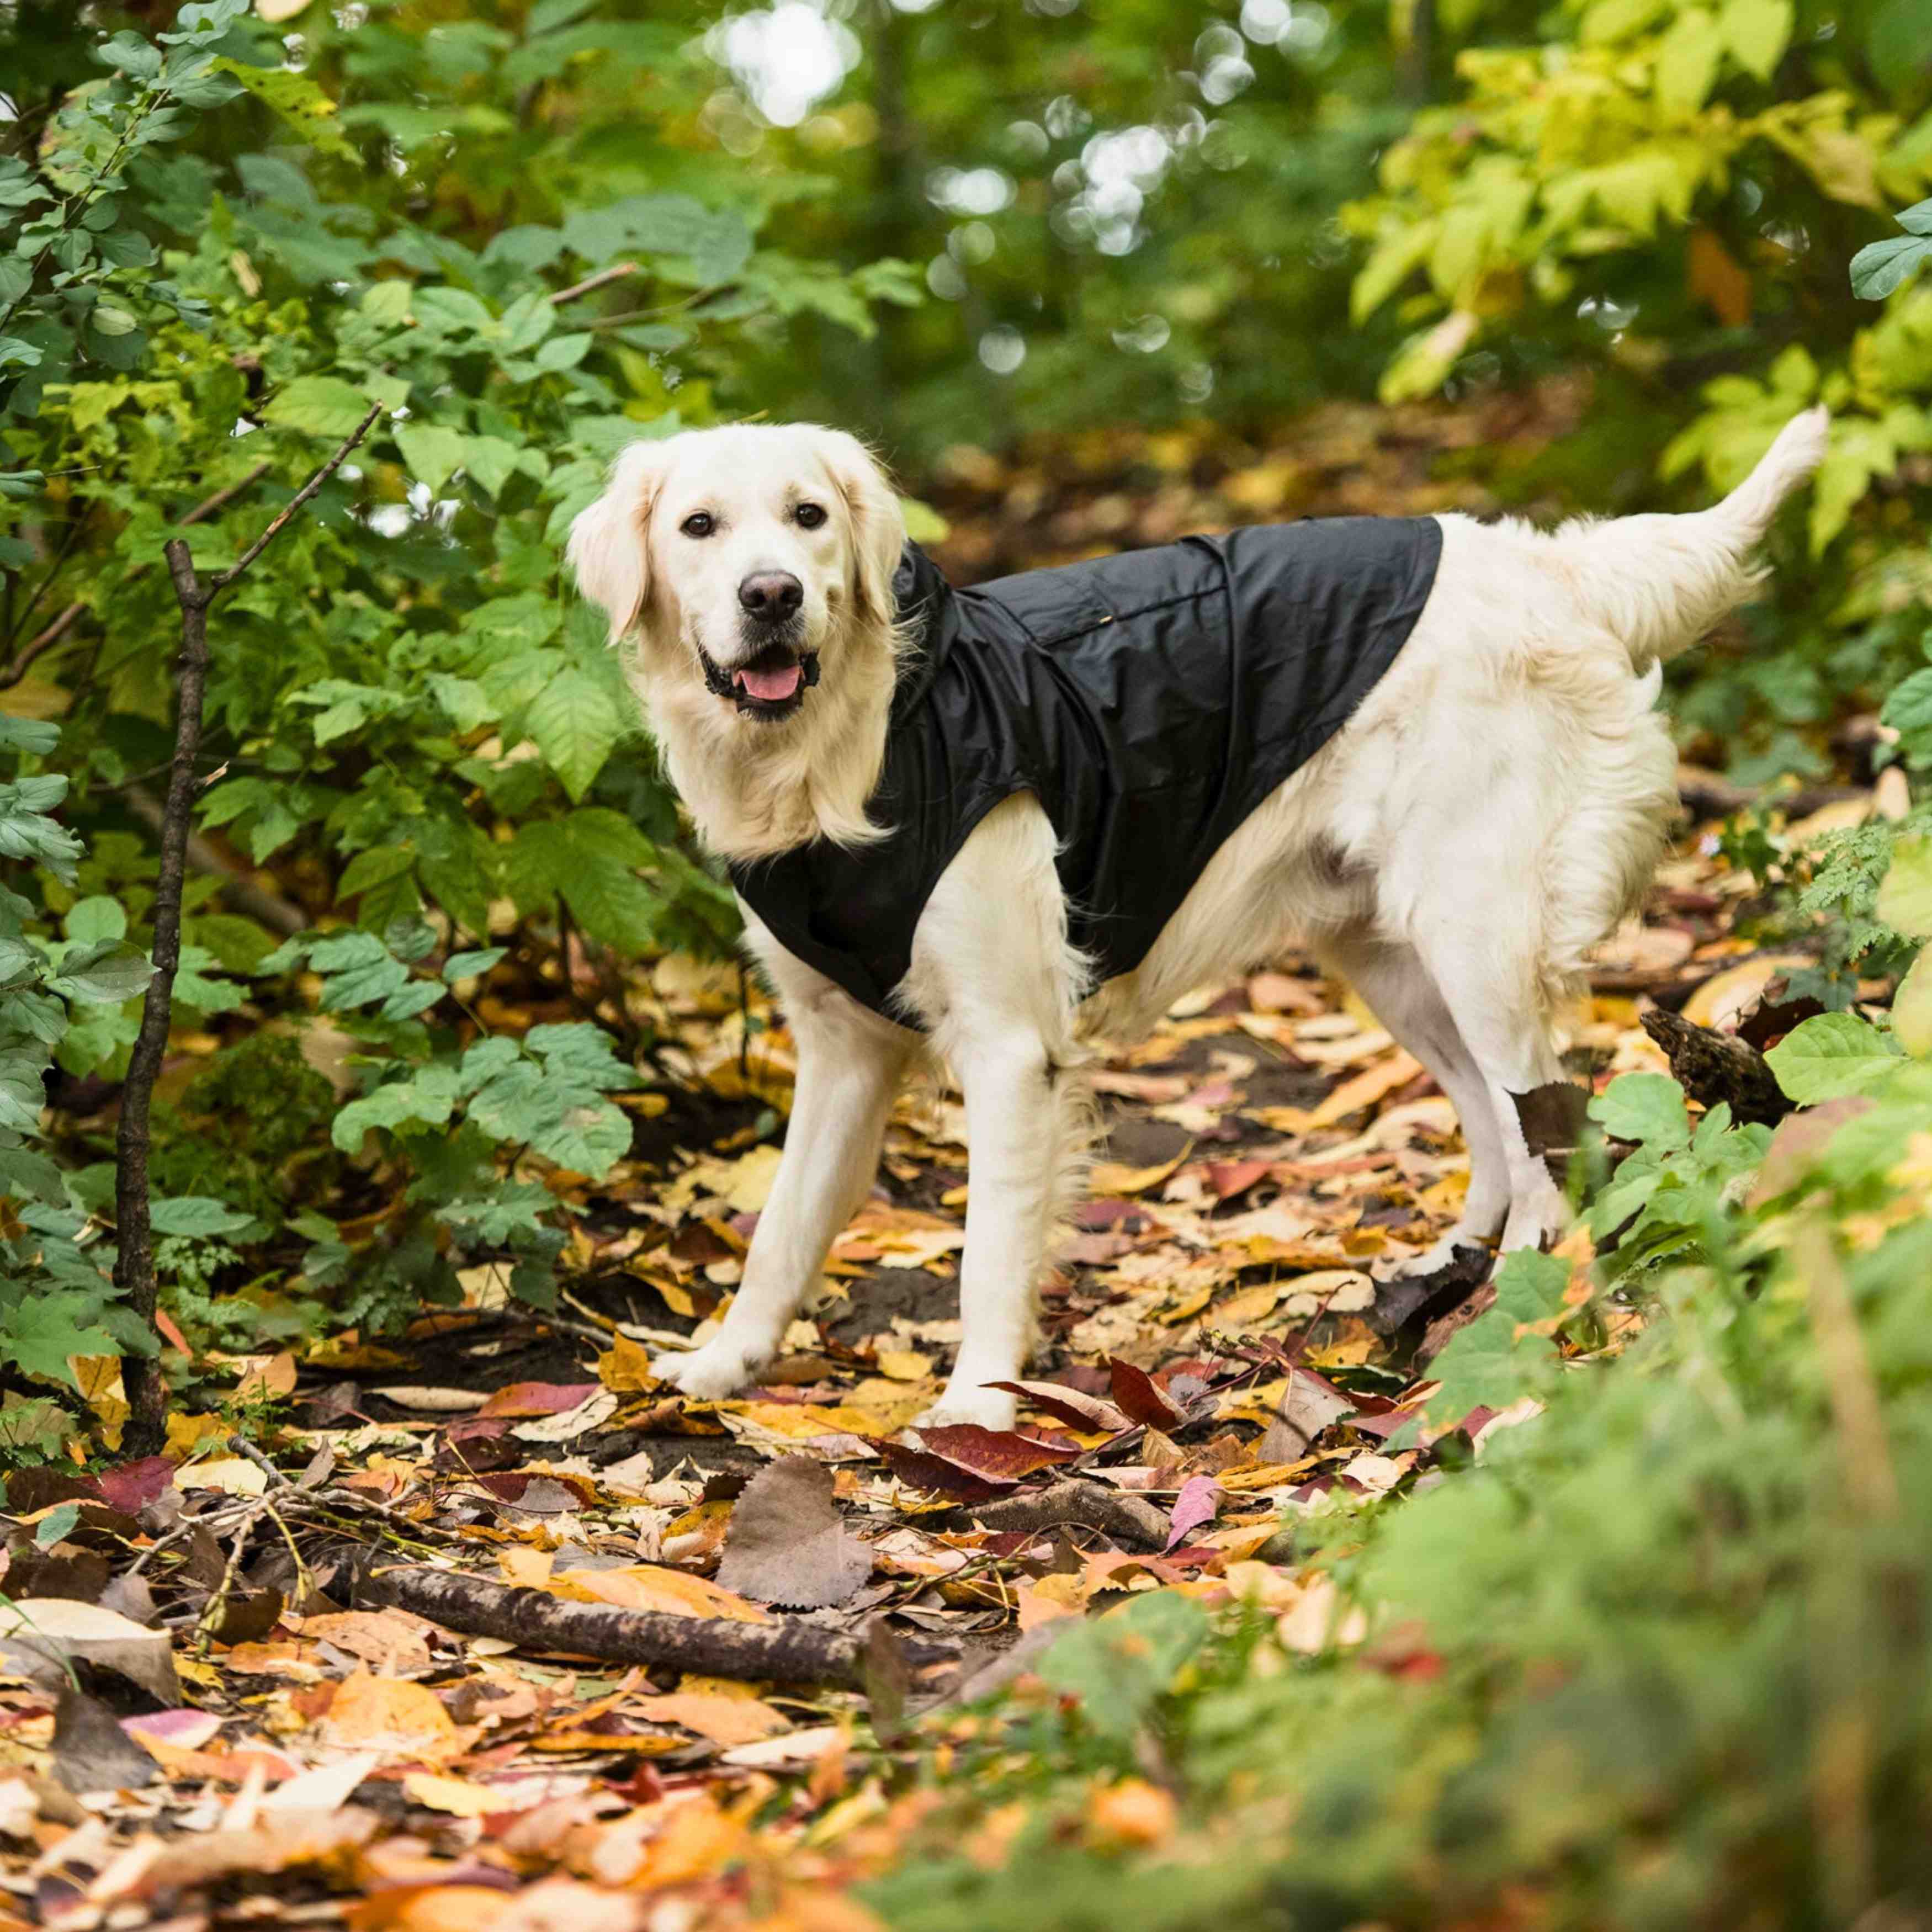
<box><xmin>868</xmin><ymin>1064</ymin><xmax>1932</xmax><ymax>1929</ymax></box>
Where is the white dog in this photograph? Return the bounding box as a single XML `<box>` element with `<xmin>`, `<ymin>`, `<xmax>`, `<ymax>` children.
<box><xmin>569</xmin><ymin>408</ymin><xmax>1828</xmax><ymax>1430</ymax></box>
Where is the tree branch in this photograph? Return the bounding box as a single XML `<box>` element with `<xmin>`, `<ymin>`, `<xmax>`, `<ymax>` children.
<box><xmin>116</xmin><ymin>410</ymin><xmax>385</xmax><ymax>1456</ymax></box>
<box><xmin>358</xmin><ymin>1564</ymin><xmax>956</xmax><ymax>1688</ymax></box>
<box><xmin>211</xmin><ymin>403</ymin><xmax>384</xmax><ymax>591</ymax></box>
<box><xmin>550</xmin><ymin>262</ymin><xmax>637</xmax><ymax>305</ymax></box>
<box><xmin>0</xmin><ymin>458</ymin><xmax>275</xmax><ymax>692</ymax></box>
<box><xmin>116</xmin><ymin>539</ymin><xmax>212</xmax><ymax>1457</ymax></box>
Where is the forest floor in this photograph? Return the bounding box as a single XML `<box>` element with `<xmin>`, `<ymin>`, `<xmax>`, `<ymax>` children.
<box><xmin>0</xmin><ymin>390</ymin><xmax>1862</xmax><ymax>1930</ymax></box>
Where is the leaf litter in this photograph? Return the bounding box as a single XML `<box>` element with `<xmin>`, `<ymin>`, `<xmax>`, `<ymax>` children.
<box><xmin>0</xmin><ymin>413</ymin><xmax>1860</xmax><ymax>1924</ymax></box>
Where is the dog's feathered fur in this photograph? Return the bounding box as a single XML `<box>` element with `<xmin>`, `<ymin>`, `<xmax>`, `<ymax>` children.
<box><xmin>570</xmin><ymin>408</ymin><xmax>1830</xmax><ymax>1428</ymax></box>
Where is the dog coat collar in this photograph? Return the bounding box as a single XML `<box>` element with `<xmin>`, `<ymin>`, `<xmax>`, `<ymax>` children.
<box><xmin>728</xmin><ymin>518</ymin><xmax>1443</xmax><ymax>1026</ymax></box>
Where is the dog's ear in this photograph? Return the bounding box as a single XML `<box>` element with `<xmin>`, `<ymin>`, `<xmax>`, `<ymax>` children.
<box><xmin>817</xmin><ymin>429</ymin><xmax>906</xmax><ymax>623</ymax></box>
<box><xmin>569</xmin><ymin>439</ymin><xmax>672</xmax><ymax>645</ymax></box>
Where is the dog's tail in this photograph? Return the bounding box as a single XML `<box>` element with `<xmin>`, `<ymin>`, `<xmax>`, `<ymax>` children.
<box><xmin>1568</xmin><ymin>405</ymin><xmax>1830</xmax><ymax>669</ymax></box>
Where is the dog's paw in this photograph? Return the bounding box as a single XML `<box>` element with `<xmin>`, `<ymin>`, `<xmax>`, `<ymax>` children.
<box><xmin>1379</xmin><ymin>1230</ymin><xmax>1491</xmax><ymax>1282</ymax></box>
<box><xmin>915</xmin><ymin>1381</ymin><xmax>1018</xmax><ymax>1434</ymax></box>
<box><xmin>651</xmin><ymin>1338</ymin><xmax>769</xmax><ymax>1402</ymax></box>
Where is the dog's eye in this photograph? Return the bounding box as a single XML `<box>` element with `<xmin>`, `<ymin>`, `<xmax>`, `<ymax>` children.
<box><xmin>793</xmin><ymin>502</ymin><xmax>827</xmax><ymax>530</ymax></box>
<box><xmin>680</xmin><ymin>511</ymin><xmax>716</xmax><ymax>538</ymax></box>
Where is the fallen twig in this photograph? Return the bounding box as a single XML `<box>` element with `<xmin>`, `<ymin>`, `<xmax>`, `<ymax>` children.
<box><xmin>356</xmin><ymin>1564</ymin><xmax>956</xmax><ymax>1687</ymax></box>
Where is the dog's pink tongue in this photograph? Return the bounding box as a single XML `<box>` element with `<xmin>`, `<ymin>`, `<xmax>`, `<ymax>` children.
<box><xmin>737</xmin><ymin>662</ymin><xmax>803</xmax><ymax>703</ymax></box>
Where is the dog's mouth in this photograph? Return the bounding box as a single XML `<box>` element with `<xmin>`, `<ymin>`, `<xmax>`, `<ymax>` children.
<box><xmin>699</xmin><ymin>641</ymin><xmax>820</xmax><ymax>720</ymax></box>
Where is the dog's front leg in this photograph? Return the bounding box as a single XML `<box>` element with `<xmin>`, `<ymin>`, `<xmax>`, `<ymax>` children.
<box><xmin>653</xmin><ymin>1000</ymin><xmax>910</xmax><ymax>1399</ymax></box>
<box><xmin>921</xmin><ymin>1025</ymin><xmax>1066</xmax><ymax>1432</ymax></box>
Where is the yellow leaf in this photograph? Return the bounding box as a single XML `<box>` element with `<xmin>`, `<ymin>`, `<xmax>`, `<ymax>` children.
<box><xmin>321</xmin><ymin>1669</ymin><xmax>460</xmax><ymax>1761</ymax></box>
<box><xmin>1894</xmin><ymin>951</ymin><xmax>1932</xmax><ymax>1058</ymax></box>
<box><xmin>546</xmin><ymin>1564</ymin><xmax>768</xmax><ymax>1623</ymax></box>
<box><xmin>1089</xmin><ymin>1144</ymin><xmax>1192</xmax><ymax>1197</ymax></box>
<box><xmin>873</xmin><ymin>1350</ymin><xmax>932</xmax><ymax>1382</ymax></box>
<box><xmin>597</xmin><ymin>1332</ymin><xmax>660</xmax><ymax>1394</ymax></box>
<box><xmin>642</xmin><ymin>1691</ymin><xmax>789</xmax><ymax>1745</ymax></box>
<box><xmin>178</xmin><ymin>1457</ymin><xmax>269</xmax><ymax>1497</ymax></box>
<box><xmin>166</xmin><ymin>1411</ymin><xmax>229</xmax><ymax>1458</ymax></box>
<box><xmin>1304</xmin><ymin>1052</ymin><xmax>1424</xmax><ymax>1128</ymax></box>
<box><xmin>400</xmin><ymin>1772</ymin><xmax>508</xmax><ymax>1818</ymax></box>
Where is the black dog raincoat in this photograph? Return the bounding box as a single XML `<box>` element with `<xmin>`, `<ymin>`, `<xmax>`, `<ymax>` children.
<box><xmin>728</xmin><ymin>519</ymin><xmax>1443</xmax><ymax>1025</ymax></box>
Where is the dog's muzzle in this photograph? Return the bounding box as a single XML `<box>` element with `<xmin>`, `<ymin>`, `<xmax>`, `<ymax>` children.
<box><xmin>700</xmin><ymin>641</ymin><xmax>821</xmax><ymax>719</ymax></box>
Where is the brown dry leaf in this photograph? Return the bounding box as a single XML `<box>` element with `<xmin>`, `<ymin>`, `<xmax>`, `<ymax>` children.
<box><xmin>0</xmin><ymin>1599</ymin><xmax>179</xmax><ymax>1702</ymax></box>
<box><xmin>714</xmin><ymin>1456</ymin><xmax>873</xmax><ymax>1609</ymax></box>
<box><xmin>301</xmin><ymin>1611</ymin><xmax>433</xmax><ymax>1675</ymax></box>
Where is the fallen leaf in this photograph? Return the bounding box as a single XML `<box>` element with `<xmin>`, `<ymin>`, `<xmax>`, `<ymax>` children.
<box><xmin>546</xmin><ymin>1565</ymin><xmax>768</xmax><ymax>1623</ymax></box>
<box><xmin>0</xmin><ymin>1597</ymin><xmax>179</xmax><ymax>1701</ymax></box>
<box><xmin>714</xmin><ymin>1457</ymin><xmax>872</xmax><ymax>1609</ymax></box>
<box><xmin>52</xmin><ymin>1689</ymin><xmax>158</xmax><ymax>1793</ymax></box>
<box><xmin>642</xmin><ymin>1692</ymin><xmax>790</xmax><ymax>1746</ymax></box>
<box><xmin>320</xmin><ymin>1670</ymin><xmax>460</xmax><ymax>1762</ymax></box>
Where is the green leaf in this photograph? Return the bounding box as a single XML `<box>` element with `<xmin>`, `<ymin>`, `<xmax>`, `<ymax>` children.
<box><xmin>46</xmin><ymin>941</ymin><xmax>153</xmax><ymax>1006</ymax></box>
<box><xmin>1851</xmin><ymin>232</ymin><xmax>1932</xmax><ymax>301</ymax></box>
<box><xmin>1038</xmin><ymin>1593</ymin><xmax>1209</xmax><ymax>1737</ymax></box>
<box><xmin>526</xmin><ymin>667</ymin><xmax>620</xmax><ymax>802</ymax></box>
<box><xmin>0</xmin><ymin>718</ymin><xmax>59</xmax><ymax>755</ymax></box>
<box><xmin>1716</xmin><ymin>0</ymin><xmax>1793</xmax><ymax>79</ymax></box>
<box><xmin>150</xmin><ymin>1196</ymin><xmax>255</xmax><ymax>1237</ymax></box>
<box><xmin>1892</xmin><ymin>950</ymin><xmax>1932</xmax><ymax>1058</ymax></box>
<box><xmin>394</xmin><ymin>423</ymin><xmax>470</xmax><ymax>495</ymax></box>
<box><xmin>1</xmin><ymin>1290</ymin><xmax>117</xmax><ymax>1387</ymax></box>
<box><xmin>1881</xmin><ymin>667</ymin><xmax>1932</xmax><ymax>757</ymax></box>
<box><xmin>1654</xmin><ymin>7</ymin><xmax>1724</xmax><ymax>119</ymax></box>
<box><xmin>263</xmin><ymin>376</ymin><xmax>381</xmax><ymax>438</ymax></box>
<box><xmin>1589</xmin><ymin>1071</ymin><xmax>1691</xmax><ymax>1150</ymax></box>
<box><xmin>332</xmin><ymin>1066</ymin><xmax>462</xmax><ymax>1151</ymax></box>
<box><xmin>64</xmin><ymin>898</ymin><xmax>126</xmax><ymax>948</ymax></box>
<box><xmin>212</xmin><ymin>57</ymin><xmax>357</xmax><ymax>161</ymax></box>
<box><xmin>1764</xmin><ymin>1012</ymin><xmax>1907</xmax><ymax>1103</ymax></box>
<box><xmin>1877</xmin><ymin>837</ymin><xmax>1932</xmax><ymax>940</ymax></box>
<box><xmin>445</xmin><ymin>948</ymin><xmax>507</xmax><ymax>981</ymax></box>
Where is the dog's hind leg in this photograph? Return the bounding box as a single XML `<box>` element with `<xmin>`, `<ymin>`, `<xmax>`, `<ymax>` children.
<box><xmin>652</xmin><ymin>967</ymin><xmax>914</xmax><ymax>1399</ymax></box>
<box><xmin>1317</xmin><ymin>930</ymin><xmax>1513</xmax><ymax>1273</ymax></box>
<box><xmin>1403</xmin><ymin>914</ymin><xmax>1572</xmax><ymax>1255</ymax></box>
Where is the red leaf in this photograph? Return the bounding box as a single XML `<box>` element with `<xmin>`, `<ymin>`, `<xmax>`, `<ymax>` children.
<box><xmin>476</xmin><ymin>1382</ymin><xmax>598</xmax><ymax>1419</ymax></box>
<box><xmin>914</xmin><ymin>1424</ymin><xmax>1081</xmax><ymax>1480</ymax></box>
<box><xmin>1204</xmin><ymin>1159</ymin><xmax>1271</xmax><ymax>1202</ymax></box>
<box><xmin>877</xmin><ymin>1441</ymin><xmax>1012</xmax><ymax>1503</ymax></box>
<box><xmin>93</xmin><ymin>1458</ymin><xmax>175</xmax><ymax>1515</ymax></box>
<box><xmin>1075</xmin><ymin>1198</ymin><xmax>1150</xmax><ymax>1232</ymax></box>
<box><xmin>986</xmin><ymin>1381</ymin><xmax>1133</xmax><ymax>1435</ymax></box>
<box><xmin>1165</xmin><ymin>1475</ymin><xmax>1221</xmax><ymax>1551</ymax></box>
<box><xmin>1107</xmin><ymin>1360</ymin><xmax>1186</xmax><ymax>1432</ymax></box>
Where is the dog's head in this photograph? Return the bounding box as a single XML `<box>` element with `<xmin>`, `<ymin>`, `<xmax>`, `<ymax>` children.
<box><xmin>568</xmin><ymin>423</ymin><xmax>906</xmax><ymax>725</ymax></box>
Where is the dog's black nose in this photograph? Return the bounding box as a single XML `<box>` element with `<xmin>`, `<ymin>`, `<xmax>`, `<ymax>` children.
<box><xmin>739</xmin><ymin>572</ymin><xmax>803</xmax><ymax>620</ymax></box>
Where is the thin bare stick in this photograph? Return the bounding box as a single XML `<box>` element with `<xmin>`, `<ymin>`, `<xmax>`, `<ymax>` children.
<box><xmin>116</xmin><ymin>407</ymin><xmax>385</xmax><ymax>1456</ymax></box>
<box><xmin>211</xmin><ymin>401</ymin><xmax>384</xmax><ymax>590</ymax></box>
<box><xmin>550</xmin><ymin>261</ymin><xmax>637</xmax><ymax>305</ymax></box>
<box><xmin>115</xmin><ymin>539</ymin><xmax>214</xmax><ymax>1456</ymax></box>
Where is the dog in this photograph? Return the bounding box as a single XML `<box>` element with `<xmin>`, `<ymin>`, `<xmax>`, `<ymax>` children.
<box><xmin>569</xmin><ymin>408</ymin><xmax>1829</xmax><ymax>1430</ymax></box>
